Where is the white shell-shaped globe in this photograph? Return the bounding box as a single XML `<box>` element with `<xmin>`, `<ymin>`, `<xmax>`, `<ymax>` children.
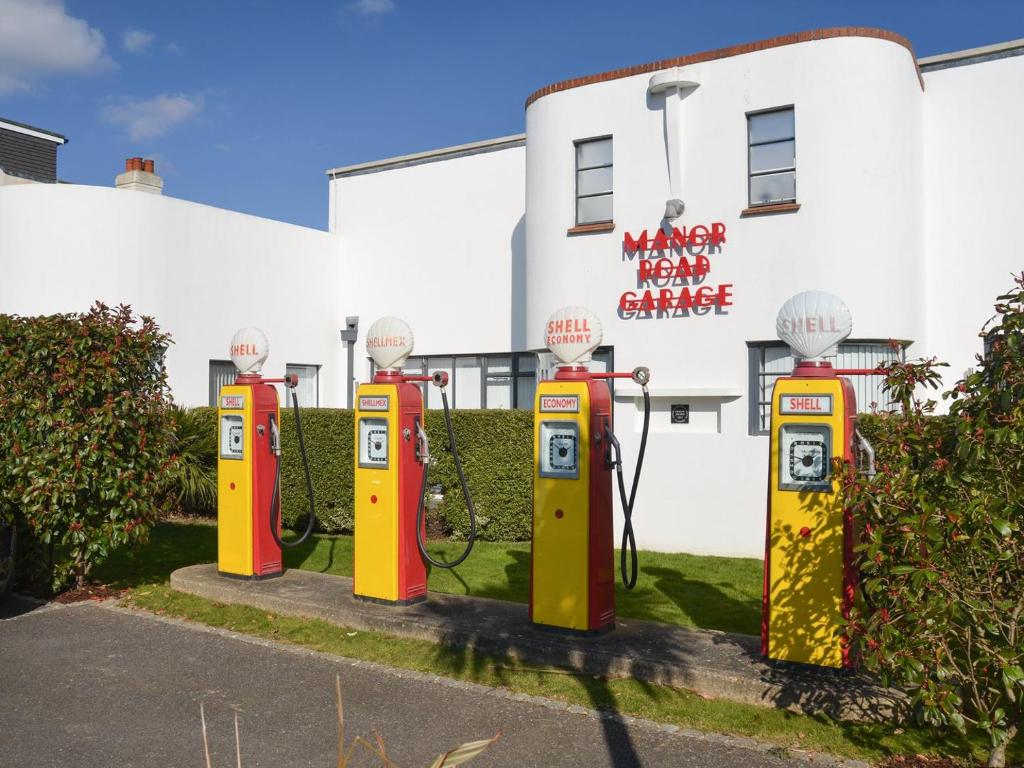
<box><xmin>366</xmin><ymin>316</ymin><xmax>414</xmax><ymax>370</ymax></box>
<box><xmin>544</xmin><ymin>306</ymin><xmax>603</xmax><ymax>365</ymax></box>
<box><xmin>776</xmin><ymin>291</ymin><xmax>853</xmax><ymax>360</ymax></box>
<box><xmin>230</xmin><ymin>327</ymin><xmax>269</xmax><ymax>374</ymax></box>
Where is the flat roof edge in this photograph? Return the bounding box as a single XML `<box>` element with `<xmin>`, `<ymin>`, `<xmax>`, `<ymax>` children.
<box><xmin>326</xmin><ymin>133</ymin><xmax>525</xmax><ymax>178</ymax></box>
<box><xmin>525</xmin><ymin>27</ymin><xmax>922</xmax><ymax>108</ymax></box>
<box><xmin>919</xmin><ymin>38</ymin><xmax>1024</xmax><ymax>71</ymax></box>
<box><xmin>0</xmin><ymin>118</ymin><xmax>67</xmax><ymax>144</ymax></box>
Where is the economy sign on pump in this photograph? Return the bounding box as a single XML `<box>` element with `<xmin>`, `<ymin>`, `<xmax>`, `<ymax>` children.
<box><xmin>762</xmin><ymin>291</ymin><xmax>858</xmax><ymax>668</ymax></box>
<box><xmin>530</xmin><ymin>306</ymin><xmax>651</xmax><ymax>634</ymax></box>
<box><xmin>353</xmin><ymin>317</ymin><xmax>476</xmax><ymax>606</ymax></box>
<box><xmin>217</xmin><ymin>328</ymin><xmax>317</xmax><ymax>579</ymax></box>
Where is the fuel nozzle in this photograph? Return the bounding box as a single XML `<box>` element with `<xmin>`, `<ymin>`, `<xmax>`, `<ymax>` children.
<box><xmin>284</xmin><ymin>373</ymin><xmax>299</xmax><ymax>389</ymax></box>
<box><xmin>269</xmin><ymin>415</ymin><xmax>281</xmax><ymax>456</ymax></box>
<box><xmin>431</xmin><ymin>371</ymin><xmax>449</xmax><ymax>388</ymax></box>
<box><xmin>632</xmin><ymin>366</ymin><xmax>651</xmax><ymax>386</ymax></box>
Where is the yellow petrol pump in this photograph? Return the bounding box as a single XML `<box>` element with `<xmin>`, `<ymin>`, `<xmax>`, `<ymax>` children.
<box><xmin>217</xmin><ymin>327</ymin><xmax>317</xmax><ymax>579</ymax></box>
<box><xmin>530</xmin><ymin>306</ymin><xmax>651</xmax><ymax>634</ymax></box>
<box><xmin>762</xmin><ymin>292</ymin><xmax>872</xmax><ymax>668</ymax></box>
<box><xmin>353</xmin><ymin>317</ymin><xmax>477</xmax><ymax>605</ymax></box>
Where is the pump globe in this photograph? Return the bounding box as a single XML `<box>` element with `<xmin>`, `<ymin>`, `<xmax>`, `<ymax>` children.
<box><xmin>776</xmin><ymin>291</ymin><xmax>853</xmax><ymax>360</ymax></box>
<box><xmin>544</xmin><ymin>306</ymin><xmax>603</xmax><ymax>365</ymax></box>
<box><xmin>230</xmin><ymin>327</ymin><xmax>269</xmax><ymax>374</ymax></box>
<box><xmin>366</xmin><ymin>316</ymin><xmax>415</xmax><ymax>370</ymax></box>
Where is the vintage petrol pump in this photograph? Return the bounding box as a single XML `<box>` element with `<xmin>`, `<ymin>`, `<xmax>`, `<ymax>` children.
<box><xmin>762</xmin><ymin>292</ymin><xmax>876</xmax><ymax>668</ymax></box>
<box><xmin>217</xmin><ymin>327</ymin><xmax>317</xmax><ymax>579</ymax></box>
<box><xmin>353</xmin><ymin>317</ymin><xmax>477</xmax><ymax>605</ymax></box>
<box><xmin>530</xmin><ymin>306</ymin><xmax>651</xmax><ymax>634</ymax></box>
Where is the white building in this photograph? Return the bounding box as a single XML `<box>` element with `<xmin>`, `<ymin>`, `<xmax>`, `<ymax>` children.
<box><xmin>2</xmin><ymin>29</ymin><xmax>1021</xmax><ymax>557</ymax></box>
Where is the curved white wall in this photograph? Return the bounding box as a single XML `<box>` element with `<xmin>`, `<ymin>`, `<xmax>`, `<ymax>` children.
<box><xmin>0</xmin><ymin>184</ymin><xmax>345</xmax><ymax>406</ymax></box>
<box><xmin>525</xmin><ymin>35</ymin><xmax>924</xmax><ymax>556</ymax></box>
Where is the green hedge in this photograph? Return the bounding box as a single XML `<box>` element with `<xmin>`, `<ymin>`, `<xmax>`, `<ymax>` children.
<box><xmin>190</xmin><ymin>406</ymin><xmax>534</xmax><ymax>541</ymax></box>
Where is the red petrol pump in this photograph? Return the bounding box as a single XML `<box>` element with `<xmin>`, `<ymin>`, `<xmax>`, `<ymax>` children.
<box><xmin>217</xmin><ymin>327</ymin><xmax>317</xmax><ymax>579</ymax></box>
<box><xmin>762</xmin><ymin>292</ymin><xmax>876</xmax><ymax>668</ymax></box>
<box><xmin>352</xmin><ymin>317</ymin><xmax>477</xmax><ymax>605</ymax></box>
<box><xmin>530</xmin><ymin>306</ymin><xmax>652</xmax><ymax>634</ymax></box>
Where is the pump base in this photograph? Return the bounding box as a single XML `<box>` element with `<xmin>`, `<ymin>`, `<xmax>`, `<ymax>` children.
<box><xmin>353</xmin><ymin>593</ymin><xmax>427</xmax><ymax>607</ymax></box>
<box><xmin>530</xmin><ymin>621</ymin><xmax>615</xmax><ymax>637</ymax></box>
<box><xmin>217</xmin><ymin>570</ymin><xmax>283</xmax><ymax>581</ymax></box>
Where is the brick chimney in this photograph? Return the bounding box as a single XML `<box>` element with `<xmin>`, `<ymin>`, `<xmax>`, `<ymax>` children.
<box><xmin>115</xmin><ymin>157</ymin><xmax>163</xmax><ymax>194</ymax></box>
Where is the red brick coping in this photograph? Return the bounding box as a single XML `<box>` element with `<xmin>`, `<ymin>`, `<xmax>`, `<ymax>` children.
<box><xmin>525</xmin><ymin>28</ymin><xmax>922</xmax><ymax>109</ymax></box>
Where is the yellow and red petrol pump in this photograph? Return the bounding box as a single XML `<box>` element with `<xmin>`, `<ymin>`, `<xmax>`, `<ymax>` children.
<box><xmin>530</xmin><ymin>306</ymin><xmax>651</xmax><ymax>634</ymax></box>
<box><xmin>217</xmin><ymin>327</ymin><xmax>317</xmax><ymax>579</ymax></box>
<box><xmin>352</xmin><ymin>317</ymin><xmax>477</xmax><ymax>605</ymax></box>
<box><xmin>762</xmin><ymin>292</ymin><xmax>876</xmax><ymax>668</ymax></box>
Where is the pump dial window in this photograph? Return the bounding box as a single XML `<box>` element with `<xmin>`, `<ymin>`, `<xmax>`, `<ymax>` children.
<box><xmin>779</xmin><ymin>424</ymin><xmax>832</xmax><ymax>491</ymax></box>
<box><xmin>367</xmin><ymin>430</ymin><xmax>387</xmax><ymax>463</ymax></box>
<box><xmin>789</xmin><ymin>440</ymin><xmax>826</xmax><ymax>481</ymax></box>
<box><xmin>358</xmin><ymin>418</ymin><xmax>389</xmax><ymax>469</ymax></box>
<box><xmin>549</xmin><ymin>434</ymin><xmax>578</xmax><ymax>471</ymax></box>
<box><xmin>219</xmin><ymin>415</ymin><xmax>244</xmax><ymax>460</ymax></box>
<box><xmin>539</xmin><ymin>421</ymin><xmax>580</xmax><ymax>479</ymax></box>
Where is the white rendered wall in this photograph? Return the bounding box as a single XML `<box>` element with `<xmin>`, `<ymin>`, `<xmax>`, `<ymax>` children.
<box><xmin>526</xmin><ymin>36</ymin><xmax>924</xmax><ymax>556</ymax></box>
<box><xmin>922</xmin><ymin>54</ymin><xmax>1024</xmax><ymax>387</ymax></box>
<box><xmin>0</xmin><ymin>184</ymin><xmax>345</xmax><ymax>407</ymax></box>
<box><xmin>329</xmin><ymin>145</ymin><xmax>526</xmax><ymax>388</ymax></box>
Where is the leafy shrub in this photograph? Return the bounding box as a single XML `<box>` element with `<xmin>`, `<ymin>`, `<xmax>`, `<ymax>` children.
<box><xmin>166</xmin><ymin>406</ymin><xmax>218</xmax><ymax>516</ymax></box>
<box><xmin>189</xmin><ymin>406</ymin><xmax>535</xmax><ymax>541</ymax></box>
<box><xmin>426</xmin><ymin>409</ymin><xmax>534</xmax><ymax>541</ymax></box>
<box><xmin>842</xmin><ymin>275</ymin><xmax>1024</xmax><ymax>767</ymax></box>
<box><xmin>0</xmin><ymin>303</ymin><xmax>175</xmax><ymax>592</ymax></box>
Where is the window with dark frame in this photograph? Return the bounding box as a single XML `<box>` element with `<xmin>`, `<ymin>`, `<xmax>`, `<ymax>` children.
<box><xmin>575</xmin><ymin>137</ymin><xmax>613</xmax><ymax>225</ymax></box>
<box><xmin>747</xmin><ymin>341</ymin><xmax>906</xmax><ymax>435</ymax></box>
<box><xmin>747</xmin><ymin>108</ymin><xmax>796</xmax><ymax>207</ymax></box>
<box><xmin>369</xmin><ymin>352</ymin><xmax>542</xmax><ymax>410</ymax></box>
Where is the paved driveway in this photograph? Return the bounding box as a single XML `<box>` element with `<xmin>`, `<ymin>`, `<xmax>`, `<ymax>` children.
<box><xmin>0</xmin><ymin>596</ymin><xmax>849</xmax><ymax>767</ymax></box>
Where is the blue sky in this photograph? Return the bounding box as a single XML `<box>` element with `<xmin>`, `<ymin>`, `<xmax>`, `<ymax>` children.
<box><xmin>2</xmin><ymin>0</ymin><xmax>1020</xmax><ymax>229</ymax></box>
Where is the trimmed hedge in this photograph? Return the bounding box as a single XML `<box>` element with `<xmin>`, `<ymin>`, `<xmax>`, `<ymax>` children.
<box><xmin>189</xmin><ymin>406</ymin><xmax>534</xmax><ymax>541</ymax></box>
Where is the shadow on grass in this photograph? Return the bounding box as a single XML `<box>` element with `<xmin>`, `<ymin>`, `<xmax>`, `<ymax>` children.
<box><xmin>93</xmin><ymin>522</ymin><xmax>218</xmax><ymax>589</ymax></box>
<box><xmin>643</xmin><ymin>565</ymin><xmax>760</xmax><ymax>636</ymax></box>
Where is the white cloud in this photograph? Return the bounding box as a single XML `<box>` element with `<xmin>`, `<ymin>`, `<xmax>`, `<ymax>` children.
<box><xmin>101</xmin><ymin>93</ymin><xmax>203</xmax><ymax>141</ymax></box>
<box><xmin>165</xmin><ymin>41</ymin><xmax>182</xmax><ymax>54</ymax></box>
<box><xmin>0</xmin><ymin>0</ymin><xmax>112</xmax><ymax>94</ymax></box>
<box><xmin>347</xmin><ymin>0</ymin><xmax>395</xmax><ymax>16</ymax></box>
<box><xmin>123</xmin><ymin>29</ymin><xmax>155</xmax><ymax>53</ymax></box>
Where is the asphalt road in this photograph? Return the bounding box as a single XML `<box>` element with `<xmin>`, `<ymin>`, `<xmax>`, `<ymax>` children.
<box><xmin>0</xmin><ymin>596</ymin><xmax>842</xmax><ymax>767</ymax></box>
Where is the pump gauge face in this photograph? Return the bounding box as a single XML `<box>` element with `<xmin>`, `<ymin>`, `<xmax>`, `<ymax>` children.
<box><xmin>539</xmin><ymin>421</ymin><xmax>579</xmax><ymax>478</ymax></box>
<box><xmin>779</xmin><ymin>424</ymin><xmax>831</xmax><ymax>490</ymax></box>
<box><xmin>359</xmin><ymin>418</ymin><xmax>389</xmax><ymax>468</ymax></box>
<box><xmin>790</xmin><ymin>440</ymin><xmax>825</xmax><ymax>481</ymax></box>
<box><xmin>367</xmin><ymin>430</ymin><xmax>387</xmax><ymax>462</ymax></box>
<box><xmin>219</xmin><ymin>415</ymin><xmax>244</xmax><ymax>460</ymax></box>
<box><xmin>550</xmin><ymin>434</ymin><xmax>577</xmax><ymax>470</ymax></box>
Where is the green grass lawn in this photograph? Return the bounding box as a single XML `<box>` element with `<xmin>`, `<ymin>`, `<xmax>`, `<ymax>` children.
<box><xmin>95</xmin><ymin>520</ymin><xmax>762</xmax><ymax>635</ymax></box>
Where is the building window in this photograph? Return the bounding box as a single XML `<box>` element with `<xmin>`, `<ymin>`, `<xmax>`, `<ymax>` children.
<box><xmin>209</xmin><ymin>360</ymin><xmax>236</xmax><ymax>405</ymax></box>
<box><xmin>284</xmin><ymin>364</ymin><xmax>320</xmax><ymax>407</ymax></box>
<box><xmin>370</xmin><ymin>352</ymin><xmax>543</xmax><ymax>409</ymax></box>
<box><xmin>747</xmin><ymin>108</ymin><xmax>795</xmax><ymax>207</ymax></box>
<box><xmin>747</xmin><ymin>341</ymin><xmax>905</xmax><ymax>435</ymax></box>
<box><xmin>575</xmin><ymin>136</ymin><xmax>613</xmax><ymax>225</ymax></box>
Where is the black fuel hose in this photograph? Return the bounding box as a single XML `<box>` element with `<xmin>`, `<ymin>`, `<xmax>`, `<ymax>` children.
<box><xmin>269</xmin><ymin>389</ymin><xmax>317</xmax><ymax>549</ymax></box>
<box><xmin>416</xmin><ymin>388</ymin><xmax>477</xmax><ymax>569</ymax></box>
<box><xmin>606</xmin><ymin>385</ymin><xmax>651</xmax><ymax>589</ymax></box>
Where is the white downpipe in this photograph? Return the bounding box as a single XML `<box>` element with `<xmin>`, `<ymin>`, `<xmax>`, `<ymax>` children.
<box><xmin>648</xmin><ymin>69</ymin><xmax>699</xmax><ymax>221</ymax></box>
